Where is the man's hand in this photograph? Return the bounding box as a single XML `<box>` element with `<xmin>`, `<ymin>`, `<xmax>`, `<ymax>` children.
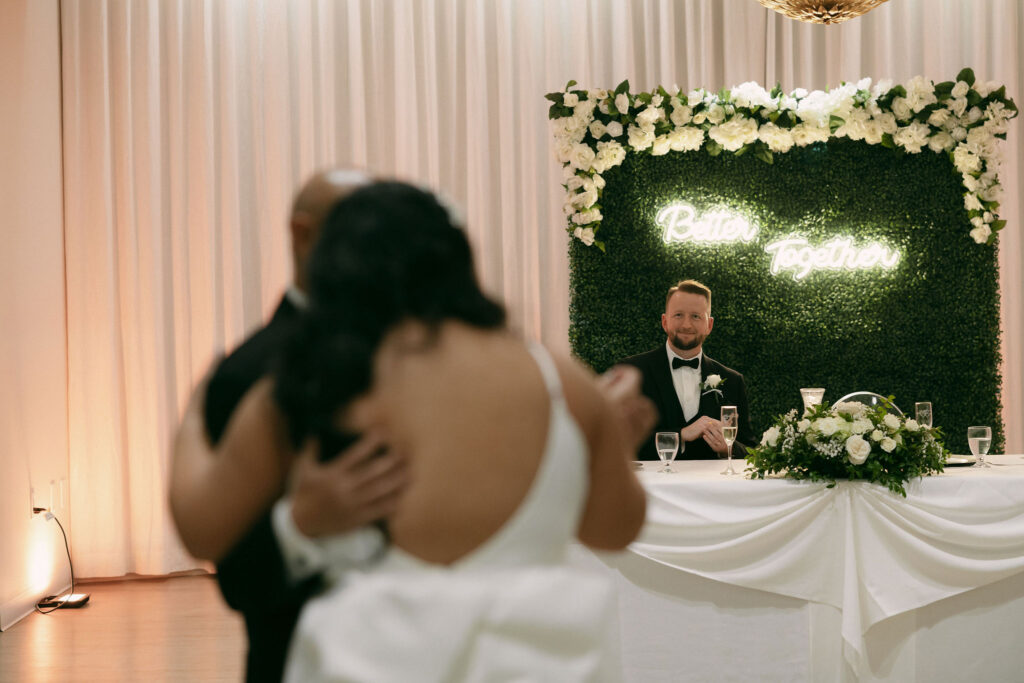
<box><xmin>288</xmin><ymin>432</ymin><xmax>410</xmax><ymax>538</ymax></box>
<box><xmin>680</xmin><ymin>416</ymin><xmax>728</xmax><ymax>454</ymax></box>
<box><xmin>598</xmin><ymin>365</ymin><xmax>657</xmax><ymax>450</ymax></box>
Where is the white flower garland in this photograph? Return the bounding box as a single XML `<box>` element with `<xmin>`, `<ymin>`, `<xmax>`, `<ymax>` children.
<box><xmin>547</xmin><ymin>70</ymin><xmax>1018</xmax><ymax>251</ymax></box>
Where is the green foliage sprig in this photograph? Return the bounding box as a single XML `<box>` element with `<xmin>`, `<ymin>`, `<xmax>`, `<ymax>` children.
<box><xmin>746</xmin><ymin>400</ymin><xmax>947</xmax><ymax>496</ymax></box>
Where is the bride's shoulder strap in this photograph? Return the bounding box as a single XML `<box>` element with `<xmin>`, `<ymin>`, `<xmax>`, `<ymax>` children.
<box><xmin>526</xmin><ymin>342</ymin><xmax>564</xmax><ymax>403</ymax></box>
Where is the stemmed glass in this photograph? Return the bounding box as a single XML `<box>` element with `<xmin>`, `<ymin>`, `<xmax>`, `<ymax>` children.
<box><xmin>720</xmin><ymin>406</ymin><xmax>739</xmax><ymax>476</ymax></box>
<box><xmin>967</xmin><ymin>426</ymin><xmax>992</xmax><ymax>468</ymax></box>
<box><xmin>800</xmin><ymin>388</ymin><xmax>825</xmax><ymax>416</ymax></box>
<box><xmin>655</xmin><ymin>431</ymin><xmax>679</xmax><ymax>473</ymax></box>
<box><xmin>915</xmin><ymin>402</ymin><xmax>933</xmax><ymax>429</ymax></box>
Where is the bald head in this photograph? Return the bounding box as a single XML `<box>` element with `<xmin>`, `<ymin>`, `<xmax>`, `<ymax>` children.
<box><xmin>289</xmin><ymin>169</ymin><xmax>371</xmax><ymax>292</ymax></box>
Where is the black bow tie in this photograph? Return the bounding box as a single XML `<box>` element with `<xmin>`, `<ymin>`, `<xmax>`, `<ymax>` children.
<box><xmin>672</xmin><ymin>356</ymin><xmax>700</xmax><ymax>370</ymax></box>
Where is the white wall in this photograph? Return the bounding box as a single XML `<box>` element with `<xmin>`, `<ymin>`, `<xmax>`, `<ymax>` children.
<box><xmin>0</xmin><ymin>0</ymin><xmax>70</xmax><ymax>630</ymax></box>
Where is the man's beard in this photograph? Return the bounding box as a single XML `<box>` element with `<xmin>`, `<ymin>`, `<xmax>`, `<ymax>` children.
<box><xmin>670</xmin><ymin>331</ymin><xmax>704</xmax><ymax>351</ymax></box>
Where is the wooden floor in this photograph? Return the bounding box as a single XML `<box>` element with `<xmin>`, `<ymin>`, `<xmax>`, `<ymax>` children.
<box><xmin>0</xmin><ymin>574</ymin><xmax>245</xmax><ymax>682</ymax></box>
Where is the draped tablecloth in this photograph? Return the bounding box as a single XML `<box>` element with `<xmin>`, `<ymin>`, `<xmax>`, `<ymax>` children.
<box><xmin>624</xmin><ymin>454</ymin><xmax>1024</xmax><ymax>678</ymax></box>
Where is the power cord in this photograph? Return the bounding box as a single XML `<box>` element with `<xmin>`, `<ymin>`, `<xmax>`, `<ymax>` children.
<box><xmin>33</xmin><ymin>507</ymin><xmax>77</xmax><ymax>614</ymax></box>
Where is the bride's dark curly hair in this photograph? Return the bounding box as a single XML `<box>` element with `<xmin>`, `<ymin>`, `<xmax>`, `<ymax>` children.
<box><xmin>274</xmin><ymin>181</ymin><xmax>506</xmax><ymax>450</ymax></box>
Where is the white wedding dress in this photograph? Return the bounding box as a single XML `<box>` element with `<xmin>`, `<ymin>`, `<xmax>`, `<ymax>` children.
<box><xmin>283</xmin><ymin>346</ymin><xmax>619</xmax><ymax>682</ymax></box>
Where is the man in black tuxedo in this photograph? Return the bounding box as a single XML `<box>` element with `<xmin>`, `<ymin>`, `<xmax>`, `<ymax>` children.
<box><xmin>621</xmin><ymin>279</ymin><xmax>756</xmax><ymax>461</ymax></box>
<box><xmin>202</xmin><ymin>169</ymin><xmax>407</xmax><ymax>682</ymax></box>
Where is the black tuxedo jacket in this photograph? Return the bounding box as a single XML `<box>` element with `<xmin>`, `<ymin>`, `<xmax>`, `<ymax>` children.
<box><xmin>620</xmin><ymin>347</ymin><xmax>757</xmax><ymax>460</ymax></box>
<box><xmin>203</xmin><ymin>296</ymin><xmax>317</xmax><ymax>683</ymax></box>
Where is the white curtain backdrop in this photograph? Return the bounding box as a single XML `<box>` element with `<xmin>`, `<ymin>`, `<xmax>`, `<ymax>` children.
<box><xmin>59</xmin><ymin>0</ymin><xmax>1024</xmax><ymax>577</ymax></box>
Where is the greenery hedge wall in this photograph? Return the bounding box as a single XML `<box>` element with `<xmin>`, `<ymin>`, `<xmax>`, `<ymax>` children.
<box><xmin>568</xmin><ymin>138</ymin><xmax>1003</xmax><ymax>454</ymax></box>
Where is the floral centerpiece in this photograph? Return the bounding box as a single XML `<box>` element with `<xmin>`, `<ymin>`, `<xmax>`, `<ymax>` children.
<box><xmin>746</xmin><ymin>400</ymin><xmax>946</xmax><ymax>496</ymax></box>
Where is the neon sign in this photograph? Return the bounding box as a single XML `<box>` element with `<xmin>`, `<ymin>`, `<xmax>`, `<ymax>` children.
<box><xmin>764</xmin><ymin>237</ymin><xmax>901</xmax><ymax>281</ymax></box>
<box><xmin>657</xmin><ymin>203</ymin><xmax>758</xmax><ymax>244</ymax></box>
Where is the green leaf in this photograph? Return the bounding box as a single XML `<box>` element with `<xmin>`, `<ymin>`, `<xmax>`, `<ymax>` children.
<box><xmin>755</xmin><ymin>146</ymin><xmax>774</xmax><ymax>165</ymax></box>
<box><xmin>933</xmin><ymin>81</ymin><xmax>954</xmax><ymax>96</ymax></box>
<box><xmin>956</xmin><ymin>67</ymin><xmax>976</xmax><ymax>86</ymax></box>
<box><xmin>544</xmin><ymin>93</ymin><xmax>562</xmax><ymax>103</ymax></box>
<box><xmin>718</xmin><ymin>87</ymin><xmax>732</xmax><ymax>103</ymax></box>
<box><xmin>636</xmin><ymin>92</ymin><xmax>652</xmax><ymax>105</ymax></box>
<box><xmin>881</xmin><ymin>133</ymin><xmax>896</xmax><ymax>149</ymax></box>
<box><xmin>614</xmin><ymin>79</ymin><xmax>630</xmax><ymax>95</ymax></box>
<box><xmin>992</xmin><ymin>219</ymin><xmax>1007</xmax><ymax>230</ymax></box>
<box><xmin>734</xmin><ymin>143</ymin><xmax>750</xmax><ymax>157</ymax></box>
<box><xmin>565</xmin><ymin>79</ymin><xmax>577</xmax><ymax>91</ymax></box>
<box><xmin>705</xmin><ymin>139</ymin><xmax>722</xmax><ymax>156</ymax></box>
<box><xmin>829</xmin><ymin>115</ymin><xmax>845</xmax><ymax>134</ymax></box>
<box><xmin>595</xmin><ymin>240</ymin><xmax>606</xmax><ymax>253</ymax></box>
<box><xmin>967</xmin><ymin>90</ymin><xmax>982</xmax><ymax>106</ymax></box>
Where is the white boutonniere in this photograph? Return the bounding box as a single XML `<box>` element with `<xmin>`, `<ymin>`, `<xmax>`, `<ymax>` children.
<box><xmin>700</xmin><ymin>374</ymin><xmax>725</xmax><ymax>399</ymax></box>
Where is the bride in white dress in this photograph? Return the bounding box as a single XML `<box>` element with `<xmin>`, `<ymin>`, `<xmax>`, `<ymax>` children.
<box><xmin>172</xmin><ymin>181</ymin><xmax>647</xmax><ymax>682</ymax></box>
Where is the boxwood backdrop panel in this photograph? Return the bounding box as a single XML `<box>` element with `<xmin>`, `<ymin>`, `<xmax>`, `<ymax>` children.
<box><xmin>569</xmin><ymin>139</ymin><xmax>1003</xmax><ymax>453</ymax></box>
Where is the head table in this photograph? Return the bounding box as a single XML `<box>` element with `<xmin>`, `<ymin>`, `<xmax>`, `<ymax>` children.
<box><xmin>573</xmin><ymin>454</ymin><xmax>1024</xmax><ymax>682</ymax></box>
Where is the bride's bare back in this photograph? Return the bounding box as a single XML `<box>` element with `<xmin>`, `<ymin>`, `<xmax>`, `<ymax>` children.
<box><xmin>342</xmin><ymin>320</ymin><xmax>644</xmax><ymax>565</ymax></box>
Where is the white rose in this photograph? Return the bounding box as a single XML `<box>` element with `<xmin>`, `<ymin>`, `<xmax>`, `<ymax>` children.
<box><xmin>953</xmin><ymin>145</ymin><xmax>982</xmax><ymax>174</ymax></box>
<box><xmin>708</xmin><ymin>116</ymin><xmax>759</xmax><ymax>151</ymax></box>
<box><xmin>651</xmin><ymin>93</ymin><xmax>664</xmax><ymax>107</ymax></box>
<box><xmin>891</xmin><ymin>97</ymin><xmax>913</xmax><ymax>121</ymax></box>
<box><xmin>964</xmin><ymin>193</ymin><xmax>984</xmax><ymax>211</ymax></box>
<box><xmin>592</xmin><ymin>140</ymin><xmax>626</xmax><ymax>173</ymax></box>
<box><xmin>615</xmin><ymin>93</ymin><xmax>630</xmax><ymax>114</ymax></box>
<box><xmin>705</xmin><ymin>374</ymin><xmax>722</xmax><ymax>388</ymax></box>
<box><xmin>883</xmin><ymin>413</ymin><xmax>901</xmax><ymax>431</ymax></box>
<box><xmin>870</xmin><ymin>429</ymin><xmax>884</xmax><ymax>442</ymax></box>
<box><xmin>588</xmin><ymin>88</ymin><xmax>608</xmax><ymax>101</ymax></box>
<box><xmin>790</xmin><ymin>123</ymin><xmax>830</xmax><ymax>147</ymax></box>
<box><xmin>605</xmin><ymin>121</ymin><xmax>624</xmax><ymax>138</ymax></box>
<box><xmin>593</xmin><ymin>174</ymin><xmax>606</xmax><ymax>189</ymax></box>
<box><xmin>636</xmin><ymin>105</ymin><xmax>664</xmax><ymax>127</ymax></box>
<box><xmin>706</xmin><ymin>104</ymin><xmax>727</xmax><ymax>125</ymax></box>
<box><xmin>598</xmin><ymin>99</ymin><xmax>611</xmax><ymax>115</ymax></box>
<box><xmin>562</xmin><ymin>202</ymin><xmax>574</xmax><ymax>217</ymax></box>
<box><xmin>627</xmin><ymin>124</ymin><xmax>655</xmax><ymax>151</ymax></box>
<box><xmin>815</xmin><ymin>417</ymin><xmax>840</xmax><ymax>437</ymax></box>
<box><xmin>651</xmin><ymin>135</ymin><xmax>672</xmax><ymax>156</ymax></box>
<box><xmin>846</xmin><ymin>435</ymin><xmax>871</xmax><ymax>465</ymax></box>
<box><xmin>563</xmin><ymin>92</ymin><xmax>579</xmax><ymax>107</ymax></box>
<box><xmin>757</xmin><ymin>122</ymin><xmax>795</xmax><ymax>153</ymax></box>
<box><xmin>692</xmin><ymin>111</ymin><xmax>707</xmax><ymax>125</ymax></box>
<box><xmin>573</xmin><ymin>226</ymin><xmax>595</xmax><ymax>246</ymax></box>
<box><xmin>893</xmin><ymin>122</ymin><xmax>931</xmax><ymax>153</ymax></box>
<box><xmin>797</xmin><ymin>419</ymin><xmax>811</xmax><ymax>433</ymax></box>
<box><xmin>573</xmin><ymin>187</ymin><xmax>598</xmax><ymax>209</ymax></box>
<box><xmin>951</xmin><ymin>125</ymin><xmax>968</xmax><ymax>142</ymax></box>
<box><xmin>731</xmin><ymin>81</ymin><xmax>773</xmax><ymax>109</ymax></box>
<box><xmin>566</xmin><ymin>176</ymin><xmax>584</xmax><ymax>191</ymax></box>
<box><xmin>569</xmin><ymin>143</ymin><xmax>596</xmax><ymax>171</ymax></box>
<box><xmin>670</xmin><ymin>104</ymin><xmax>693</xmax><ymax>127</ymax></box>
<box><xmin>761</xmin><ymin>425</ymin><xmax>781</xmax><ymax>447</ymax></box>
<box><xmin>905</xmin><ymin>419</ymin><xmax>920</xmax><ymax>432</ymax></box>
<box><xmin>949</xmin><ymin>97</ymin><xmax>968</xmax><ymax>117</ymax></box>
<box><xmin>880</xmin><ymin>437</ymin><xmax>897</xmax><ymax>453</ymax></box>
<box><xmin>686</xmin><ymin>89</ymin><xmax>705</xmax><ymax>104</ymax></box>
<box><xmin>970</xmin><ymin>225</ymin><xmax>992</xmax><ymax>243</ymax></box>
<box><xmin>589</xmin><ymin>121</ymin><xmax>607</xmax><ymax>140</ymax></box>
<box><xmin>928</xmin><ymin>108</ymin><xmax>951</xmax><ymax>127</ymax></box>
<box><xmin>668</xmin><ymin>127</ymin><xmax>705</xmax><ymax>152</ymax></box>
<box><xmin>851</xmin><ymin>418</ymin><xmax>873</xmax><ymax>435</ymax></box>
<box><xmin>927</xmin><ymin>131</ymin><xmax>955</xmax><ymax>153</ymax></box>
<box><xmin>975</xmin><ymin>80</ymin><xmax>998</xmax><ymax>98</ymax></box>
<box><xmin>951</xmin><ymin>80</ymin><xmax>970</xmax><ymax>98</ymax></box>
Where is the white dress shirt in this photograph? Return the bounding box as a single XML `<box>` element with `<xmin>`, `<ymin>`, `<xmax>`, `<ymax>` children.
<box><xmin>665</xmin><ymin>342</ymin><xmax>702</xmax><ymax>422</ymax></box>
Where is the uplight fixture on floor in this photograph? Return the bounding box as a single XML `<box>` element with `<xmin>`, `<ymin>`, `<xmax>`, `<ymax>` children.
<box><xmin>756</xmin><ymin>0</ymin><xmax>889</xmax><ymax>24</ymax></box>
<box><xmin>33</xmin><ymin>507</ymin><xmax>90</xmax><ymax>612</ymax></box>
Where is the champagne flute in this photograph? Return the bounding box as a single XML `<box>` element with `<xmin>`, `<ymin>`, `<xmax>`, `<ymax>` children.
<box><xmin>914</xmin><ymin>402</ymin><xmax>933</xmax><ymax>429</ymax></box>
<box><xmin>721</xmin><ymin>406</ymin><xmax>739</xmax><ymax>476</ymax></box>
<box><xmin>967</xmin><ymin>426</ymin><xmax>991</xmax><ymax>468</ymax></box>
<box><xmin>655</xmin><ymin>432</ymin><xmax>679</xmax><ymax>473</ymax></box>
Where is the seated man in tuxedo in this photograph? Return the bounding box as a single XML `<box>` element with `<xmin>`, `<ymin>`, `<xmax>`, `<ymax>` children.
<box><xmin>621</xmin><ymin>279</ymin><xmax>756</xmax><ymax>460</ymax></box>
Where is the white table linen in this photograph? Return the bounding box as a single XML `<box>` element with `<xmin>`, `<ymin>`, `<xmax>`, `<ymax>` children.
<box><xmin>616</xmin><ymin>455</ymin><xmax>1024</xmax><ymax>678</ymax></box>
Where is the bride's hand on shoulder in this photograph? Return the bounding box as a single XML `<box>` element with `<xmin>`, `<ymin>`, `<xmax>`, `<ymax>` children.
<box><xmin>597</xmin><ymin>365</ymin><xmax>657</xmax><ymax>452</ymax></box>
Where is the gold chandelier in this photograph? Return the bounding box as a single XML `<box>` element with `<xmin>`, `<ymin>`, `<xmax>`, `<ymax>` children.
<box><xmin>757</xmin><ymin>0</ymin><xmax>890</xmax><ymax>25</ymax></box>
